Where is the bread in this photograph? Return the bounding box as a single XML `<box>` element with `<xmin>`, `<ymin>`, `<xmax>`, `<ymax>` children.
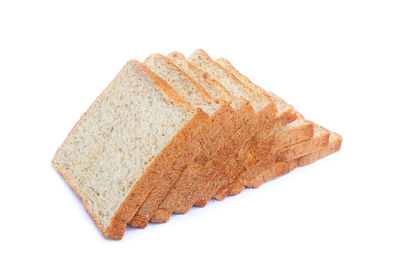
<box><xmin>51</xmin><ymin>60</ymin><xmax>208</xmax><ymax>239</ymax></box>
<box><xmin>297</xmin><ymin>132</ymin><xmax>342</xmax><ymax>167</ymax></box>
<box><xmin>211</xmin><ymin>58</ymin><xmax>313</xmax><ymax>200</ymax></box>
<box><xmin>252</xmin><ymin>131</ymin><xmax>342</xmax><ymax>188</ymax></box>
<box><xmin>232</xmin><ymin>118</ymin><xmax>314</xmax><ymax>193</ymax></box>
<box><xmin>211</xmin><ymin>114</ymin><xmax>315</xmax><ymax>200</ymax></box>
<box><xmin>150</xmin><ymin>52</ymin><xmax>256</xmax><ymax>223</ymax></box>
<box><xmin>188</xmin><ymin>52</ymin><xmax>297</xmax><ymax>205</ymax></box>
<box><xmin>169</xmin><ymin>49</ymin><xmax>291</xmax><ymax>213</ymax></box>
<box><xmin>232</xmin><ymin>123</ymin><xmax>330</xmax><ymax>193</ymax></box>
<box><xmin>276</xmin><ymin>124</ymin><xmax>330</xmax><ymax>161</ymax></box>
<box><xmin>128</xmin><ymin>54</ymin><xmax>234</xmax><ymax>228</ymax></box>
<box><xmin>53</xmin><ymin>51</ymin><xmax>342</xmax><ymax>240</ymax></box>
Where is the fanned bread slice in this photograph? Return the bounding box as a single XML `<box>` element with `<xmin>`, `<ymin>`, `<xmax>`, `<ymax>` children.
<box><xmin>128</xmin><ymin>54</ymin><xmax>233</xmax><ymax>228</ymax></box>
<box><xmin>171</xmin><ymin>49</ymin><xmax>286</xmax><ymax>214</ymax></box>
<box><xmin>212</xmin><ymin>58</ymin><xmax>310</xmax><ymax>200</ymax></box>
<box><xmin>229</xmin><ymin>117</ymin><xmax>314</xmax><ymax>194</ymax></box>
<box><xmin>231</xmin><ymin>122</ymin><xmax>328</xmax><ymax>194</ymax></box>
<box><xmin>51</xmin><ymin>60</ymin><xmax>208</xmax><ymax>239</ymax></box>
<box><xmin>297</xmin><ymin>132</ymin><xmax>342</xmax><ymax>167</ymax></box>
<box><xmin>276</xmin><ymin>124</ymin><xmax>330</xmax><ymax>161</ymax></box>
<box><xmin>150</xmin><ymin>52</ymin><xmax>255</xmax><ymax>223</ymax></box>
<box><xmin>252</xmin><ymin>131</ymin><xmax>342</xmax><ymax>188</ymax></box>
<box><xmin>188</xmin><ymin>50</ymin><xmax>296</xmax><ymax>207</ymax></box>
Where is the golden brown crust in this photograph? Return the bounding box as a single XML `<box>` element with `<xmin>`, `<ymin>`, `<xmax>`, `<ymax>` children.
<box><xmin>52</xmin><ymin>61</ymin><xmax>208</xmax><ymax>239</ymax></box>
<box><xmin>191</xmin><ymin>101</ymin><xmax>279</xmax><ymax>208</ymax></box>
<box><xmin>128</xmin><ymin>103</ymin><xmax>234</xmax><ymax>228</ymax></box>
<box><xmin>150</xmin><ymin>101</ymin><xmax>255</xmax><ymax>222</ymax></box>
<box><xmin>177</xmin><ymin>101</ymin><xmax>277</xmax><ymax>213</ymax></box>
<box><xmin>238</xmin><ymin>121</ymin><xmax>314</xmax><ymax>189</ymax></box>
<box><xmin>276</xmin><ymin>128</ymin><xmax>330</xmax><ymax>162</ymax></box>
<box><xmin>211</xmin><ymin>106</ymin><xmax>297</xmax><ymax>201</ymax></box>
<box><xmin>297</xmin><ymin>133</ymin><xmax>342</xmax><ymax>167</ymax></box>
<box><xmin>107</xmin><ymin>108</ymin><xmax>207</xmax><ymax>239</ymax></box>
<box><xmin>248</xmin><ymin>131</ymin><xmax>342</xmax><ymax>189</ymax></box>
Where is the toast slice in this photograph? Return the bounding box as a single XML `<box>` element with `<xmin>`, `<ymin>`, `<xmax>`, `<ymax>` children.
<box><xmin>128</xmin><ymin>54</ymin><xmax>233</xmax><ymax>228</ymax></box>
<box><xmin>150</xmin><ymin>52</ymin><xmax>256</xmax><ymax>223</ymax></box>
<box><xmin>52</xmin><ymin>60</ymin><xmax>208</xmax><ymax>239</ymax></box>
<box><xmin>254</xmin><ymin>131</ymin><xmax>342</xmax><ymax>187</ymax></box>
<box><xmin>188</xmin><ymin>51</ymin><xmax>297</xmax><ymax>207</ymax></box>
<box><xmin>211</xmin><ymin>58</ymin><xmax>312</xmax><ymax>200</ymax></box>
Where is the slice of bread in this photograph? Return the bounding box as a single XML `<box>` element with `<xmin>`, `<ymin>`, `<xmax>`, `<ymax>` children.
<box><xmin>209</xmin><ymin>114</ymin><xmax>315</xmax><ymax>201</ymax></box>
<box><xmin>253</xmin><ymin>131</ymin><xmax>342</xmax><ymax>188</ymax></box>
<box><xmin>233</xmin><ymin>123</ymin><xmax>329</xmax><ymax>192</ymax></box>
<box><xmin>52</xmin><ymin>60</ymin><xmax>208</xmax><ymax>239</ymax></box>
<box><xmin>170</xmin><ymin>49</ymin><xmax>287</xmax><ymax>213</ymax></box>
<box><xmin>149</xmin><ymin>52</ymin><xmax>255</xmax><ymax>223</ymax></box>
<box><xmin>211</xmin><ymin>58</ymin><xmax>310</xmax><ymax>200</ymax></box>
<box><xmin>276</xmin><ymin>124</ymin><xmax>330</xmax><ymax>162</ymax></box>
<box><xmin>297</xmin><ymin>132</ymin><xmax>342</xmax><ymax>167</ymax></box>
<box><xmin>128</xmin><ymin>54</ymin><xmax>233</xmax><ymax>228</ymax></box>
<box><xmin>230</xmin><ymin>117</ymin><xmax>314</xmax><ymax>193</ymax></box>
<box><xmin>188</xmin><ymin>51</ymin><xmax>296</xmax><ymax>206</ymax></box>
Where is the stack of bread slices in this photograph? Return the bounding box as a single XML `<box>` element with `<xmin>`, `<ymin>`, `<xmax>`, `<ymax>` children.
<box><xmin>52</xmin><ymin>50</ymin><xmax>342</xmax><ymax>240</ymax></box>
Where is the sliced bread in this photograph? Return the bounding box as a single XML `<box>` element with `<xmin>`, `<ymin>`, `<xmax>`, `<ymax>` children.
<box><xmin>212</xmin><ymin>58</ymin><xmax>312</xmax><ymax>200</ymax></box>
<box><xmin>172</xmin><ymin>49</ymin><xmax>288</xmax><ymax>213</ymax></box>
<box><xmin>253</xmin><ymin>131</ymin><xmax>342</xmax><ymax>188</ymax></box>
<box><xmin>188</xmin><ymin>50</ymin><xmax>296</xmax><ymax>206</ymax></box>
<box><xmin>52</xmin><ymin>60</ymin><xmax>208</xmax><ymax>239</ymax></box>
<box><xmin>128</xmin><ymin>54</ymin><xmax>233</xmax><ymax>228</ymax></box>
<box><xmin>150</xmin><ymin>52</ymin><xmax>256</xmax><ymax>223</ymax></box>
<box><xmin>234</xmin><ymin>123</ymin><xmax>329</xmax><ymax>192</ymax></box>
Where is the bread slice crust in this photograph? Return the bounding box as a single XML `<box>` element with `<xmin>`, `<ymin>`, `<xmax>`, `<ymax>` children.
<box><xmin>150</xmin><ymin>100</ymin><xmax>255</xmax><ymax>223</ymax></box>
<box><xmin>226</xmin><ymin>119</ymin><xmax>314</xmax><ymax>195</ymax></box>
<box><xmin>210</xmin><ymin>106</ymin><xmax>297</xmax><ymax>202</ymax></box>
<box><xmin>52</xmin><ymin>61</ymin><xmax>208</xmax><ymax>239</ymax></box>
<box><xmin>254</xmin><ymin>131</ymin><xmax>342</xmax><ymax>188</ymax></box>
<box><xmin>127</xmin><ymin>55</ymin><xmax>234</xmax><ymax>228</ymax></box>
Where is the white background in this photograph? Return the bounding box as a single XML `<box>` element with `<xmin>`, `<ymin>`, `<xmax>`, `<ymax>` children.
<box><xmin>1</xmin><ymin>0</ymin><xmax>399</xmax><ymax>266</ymax></box>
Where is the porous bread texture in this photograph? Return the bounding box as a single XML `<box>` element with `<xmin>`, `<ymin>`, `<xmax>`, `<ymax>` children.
<box><xmin>143</xmin><ymin>54</ymin><xmax>219</xmax><ymax>115</ymax></box>
<box><xmin>150</xmin><ymin>54</ymin><xmax>256</xmax><ymax>222</ymax></box>
<box><xmin>128</xmin><ymin>54</ymin><xmax>234</xmax><ymax>228</ymax></box>
<box><xmin>168</xmin><ymin>51</ymin><xmax>245</xmax><ymax>110</ymax></box>
<box><xmin>52</xmin><ymin>60</ymin><xmax>207</xmax><ymax>239</ymax></box>
<box><xmin>190</xmin><ymin>49</ymin><xmax>271</xmax><ymax>112</ymax></box>
<box><xmin>216</xmin><ymin>58</ymin><xmax>290</xmax><ymax>115</ymax></box>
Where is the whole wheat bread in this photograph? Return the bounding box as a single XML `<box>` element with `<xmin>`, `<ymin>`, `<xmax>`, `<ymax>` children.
<box><xmin>232</xmin><ymin>123</ymin><xmax>330</xmax><ymax>193</ymax></box>
<box><xmin>188</xmin><ymin>50</ymin><xmax>296</xmax><ymax>207</ymax></box>
<box><xmin>52</xmin><ymin>60</ymin><xmax>208</xmax><ymax>239</ymax></box>
<box><xmin>128</xmin><ymin>54</ymin><xmax>233</xmax><ymax>228</ymax></box>
<box><xmin>212</xmin><ymin>58</ymin><xmax>313</xmax><ymax>200</ymax></box>
<box><xmin>253</xmin><ymin>131</ymin><xmax>342</xmax><ymax>188</ymax></box>
<box><xmin>150</xmin><ymin>52</ymin><xmax>257</xmax><ymax>223</ymax></box>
